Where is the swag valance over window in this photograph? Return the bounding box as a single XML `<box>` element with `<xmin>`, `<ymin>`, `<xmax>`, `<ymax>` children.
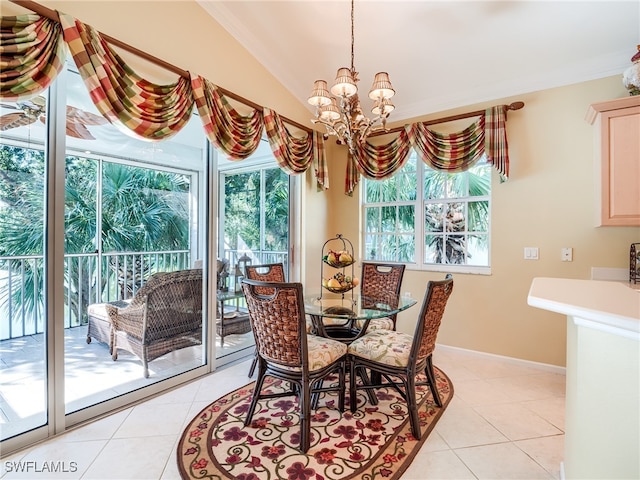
<box><xmin>0</xmin><ymin>11</ymin><xmax>329</xmax><ymax>190</ymax></box>
<box><xmin>345</xmin><ymin>105</ymin><xmax>513</xmax><ymax>196</ymax></box>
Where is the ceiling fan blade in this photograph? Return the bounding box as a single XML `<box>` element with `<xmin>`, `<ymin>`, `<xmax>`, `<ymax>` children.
<box><xmin>0</xmin><ymin>113</ymin><xmax>37</xmax><ymax>131</ymax></box>
<box><xmin>66</xmin><ymin>121</ymin><xmax>95</xmax><ymax>140</ymax></box>
<box><xmin>66</xmin><ymin>106</ymin><xmax>108</xmax><ymax>126</ymax></box>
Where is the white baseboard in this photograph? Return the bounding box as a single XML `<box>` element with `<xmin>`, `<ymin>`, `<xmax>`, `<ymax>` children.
<box><xmin>436</xmin><ymin>343</ymin><xmax>566</xmax><ymax>375</ymax></box>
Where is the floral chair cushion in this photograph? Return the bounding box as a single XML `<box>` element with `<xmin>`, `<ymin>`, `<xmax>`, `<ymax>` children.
<box><xmin>355</xmin><ymin>317</ymin><xmax>394</xmax><ymax>331</ymax></box>
<box><xmin>278</xmin><ymin>334</ymin><xmax>347</xmax><ymax>373</ymax></box>
<box><xmin>347</xmin><ymin>329</ymin><xmax>415</xmax><ymax>368</ymax></box>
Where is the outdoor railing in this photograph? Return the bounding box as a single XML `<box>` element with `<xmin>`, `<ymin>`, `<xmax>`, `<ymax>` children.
<box><xmin>0</xmin><ymin>250</ymin><xmax>190</xmax><ymax>341</ymax></box>
<box><xmin>1</xmin><ymin>249</ymin><xmax>289</xmax><ymax>341</ymax></box>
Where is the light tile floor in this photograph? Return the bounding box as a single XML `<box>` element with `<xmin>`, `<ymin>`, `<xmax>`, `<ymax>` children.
<box><xmin>0</xmin><ymin>346</ymin><xmax>566</xmax><ymax>479</ymax></box>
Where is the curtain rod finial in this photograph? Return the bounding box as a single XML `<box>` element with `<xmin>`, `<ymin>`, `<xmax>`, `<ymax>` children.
<box><xmin>507</xmin><ymin>101</ymin><xmax>525</xmax><ymax>111</ymax></box>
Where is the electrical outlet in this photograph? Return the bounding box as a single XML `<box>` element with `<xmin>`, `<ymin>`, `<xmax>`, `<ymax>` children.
<box><xmin>561</xmin><ymin>247</ymin><xmax>573</xmax><ymax>262</ymax></box>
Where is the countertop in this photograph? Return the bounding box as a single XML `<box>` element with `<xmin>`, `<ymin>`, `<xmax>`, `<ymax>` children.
<box><xmin>527</xmin><ymin>277</ymin><xmax>640</xmax><ymax>338</ymax></box>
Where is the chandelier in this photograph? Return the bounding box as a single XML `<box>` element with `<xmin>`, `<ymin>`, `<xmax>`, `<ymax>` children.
<box><xmin>307</xmin><ymin>0</ymin><xmax>395</xmax><ymax>155</ymax></box>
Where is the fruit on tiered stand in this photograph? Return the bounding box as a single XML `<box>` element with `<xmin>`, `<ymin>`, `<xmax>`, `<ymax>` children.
<box><xmin>323</xmin><ymin>249</ymin><xmax>354</xmax><ymax>268</ymax></box>
<box><xmin>322</xmin><ymin>272</ymin><xmax>359</xmax><ymax>293</ymax></box>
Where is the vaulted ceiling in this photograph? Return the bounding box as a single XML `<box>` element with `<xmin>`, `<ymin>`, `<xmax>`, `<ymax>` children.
<box><xmin>198</xmin><ymin>1</ymin><xmax>639</xmax><ymax>124</ymax></box>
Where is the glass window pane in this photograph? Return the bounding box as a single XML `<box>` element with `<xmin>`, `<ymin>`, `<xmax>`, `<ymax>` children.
<box><xmin>396</xmin><ymin>171</ymin><xmax>417</xmax><ymax>201</ymax></box>
<box><xmin>424</xmin><ymin>234</ymin><xmax>442</xmax><ymax>264</ymax></box>
<box><xmin>0</xmin><ymin>141</ymin><xmax>48</xmax><ymax>440</ymax></box>
<box><xmin>445</xmin><ymin>173</ymin><xmax>466</xmax><ymax>198</ymax></box>
<box><xmin>364</xmin><ymin>179</ymin><xmax>380</xmax><ymax>203</ymax></box>
<box><xmin>467</xmin><ymin>234</ymin><xmax>489</xmax><ymax>266</ymax></box>
<box><xmin>424</xmin><ymin>169</ymin><xmax>445</xmax><ymax>199</ymax></box>
<box><xmin>365</xmin><ymin>207</ymin><xmax>380</xmax><ymax>232</ymax></box>
<box><xmin>379</xmin><ymin>177</ymin><xmax>397</xmax><ymax>203</ymax></box>
<box><xmin>224</xmin><ymin>171</ymin><xmax>260</xmax><ymax>251</ymax></box>
<box><xmin>264</xmin><ymin>168</ymin><xmax>289</xmax><ymax>251</ymax></box>
<box><xmin>364</xmin><ymin>234</ymin><xmax>380</xmax><ymax>260</ymax></box>
<box><xmin>381</xmin><ymin>205</ymin><xmax>396</xmax><ymax>232</ymax></box>
<box><xmin>443</xmin><ymin>234</ymin><xmax>466</xmax><ymax>264</ymax></box>
<box><xmin>468</xmin><ymin>162</ymin><xmax>491</xmax><ymax>197</ymax></box>
<box><xmin>63</xmin><ymin>66</ymin><xmax>207</xmax><ymax>416</ymax></box>
<box><xmin>468</xmin><ymin>200</ymin><xmax>489</xmax><ymax>232</ymax></box>
<box><xmin>397</xmin><ymin>234</ymin><xmax>415</xmax><ymax>263</ymax></box>
<box><xmin>398</xmin><ymin>205</ymin><xmax>414</xmax><ymax>231</ymax></box>
<box><xmin>425</xmin><ymin>203</ymin><xmax>444</xmax><ymax>232</ymax></box>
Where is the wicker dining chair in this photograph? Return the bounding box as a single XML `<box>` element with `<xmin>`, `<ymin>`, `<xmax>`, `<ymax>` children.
<box><xmin>244</xmin><ymin>263</ymin><xmax>287</xmax><ymax>377</ymax></box>
<box><xmin>241</xmin><ymin>279</ymin><xmax>347</xmax><ymax>453</ymax></box>
<box><xmin>348</xmin><ymin>274</ymin><xmax>453</xmax><ymax>440</ymax></box>
<box><xmin>356</xmin><ymin>261</ymin><xmax>406</xmax><ymax>332</ymax></box>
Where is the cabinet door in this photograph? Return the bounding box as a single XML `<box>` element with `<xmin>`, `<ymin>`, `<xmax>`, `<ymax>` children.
<box><xmin>598</xmin><ymin>105</ymin><xmax>640</xmax><ymax>226</ymax></box>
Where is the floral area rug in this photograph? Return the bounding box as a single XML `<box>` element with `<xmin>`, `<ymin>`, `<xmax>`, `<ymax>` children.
<box><xmin>177</xmin><ymin>367</ymin><xmax>453</xmax><ymax>479</ymax></box>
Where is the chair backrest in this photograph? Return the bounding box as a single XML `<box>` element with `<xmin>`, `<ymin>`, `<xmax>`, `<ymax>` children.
<box><xmin>360</xmin><ymin>262</ymin><xmax>406</xmax><ymax>328</ymax></box>
<box><xmin>245</xmin><ymin>263</ymin><xmax>286</xmax><ymax>281</ymax></box>
<box><xmin>245</xmin><ymin>263</ymin><xmax>286</xmax><ymax>295</ymax></box>
<box><xmin>360</xmin><ymin>262</ymin><xmax>406</xmax><ymax>299</ymax></box>
<box><xmin>241</xmin><ymin>279</ymin><xmax>308</xmax><ymax>371</ymax></box>
<box><xmin>411</xmin><ymin>275</ymin><xmax>454</xmax><ymax>362</ymax></box>
<box><xmin>142</xmin><ymin>269</ymin><xmax>203</xmax><ymax>339</ymax></box>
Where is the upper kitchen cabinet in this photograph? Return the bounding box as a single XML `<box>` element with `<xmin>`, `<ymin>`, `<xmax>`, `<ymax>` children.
<box><xmin>586</xmin><ymin>96</ymin><xmax>640</xmax><ymax>227</ymax></box>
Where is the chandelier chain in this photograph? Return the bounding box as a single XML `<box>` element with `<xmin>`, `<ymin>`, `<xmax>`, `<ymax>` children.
<box><xmin>350</xmin><ymin>0</ymin><xmax>355</xmax><ymax>72</ymax></box>
<box><xmin>307</xmin><ymin>0</ymin><xmax>395</xmax><ymax>155</ymax></box>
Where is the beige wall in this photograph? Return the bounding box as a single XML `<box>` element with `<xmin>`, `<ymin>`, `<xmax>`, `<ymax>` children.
<box><xmin>316</xmin><ymin>76</ymin><xmax>639</xmax><ymax>367</ymax></box>
<box><xmin>4</xmin><ymin>1</ymin><xmax>638</xmax><ymax>367</ymax></box>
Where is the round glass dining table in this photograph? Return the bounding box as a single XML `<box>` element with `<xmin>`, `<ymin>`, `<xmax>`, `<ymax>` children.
<box><xmin>304</xmin><ymin>292</ymin><xmax>417</xmax><ymax>343</ymax></box>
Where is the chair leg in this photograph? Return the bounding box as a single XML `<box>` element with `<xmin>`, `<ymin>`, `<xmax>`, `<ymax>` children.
<box><xmin>299</xmin><ymin>380</ymin><xmax>311</xmax><ymax>453</ymax></box>
<box><xmin>244</xmin><ymin>361</ymin><xmax>266</xmax><ymax>427</ymax></box>
<box><xmin>247</xmin><ymin>352</ymin><xmax>257</xmax><ymax>377</ymax></box>
<box><xmin>425</xmin><ymin>355</ymin><xmax>442</xmax><ymax>407</ymax></box>
<box><xmin>338</xmin><ymin>360</ymin><xmax>346</xmax><ymax>412</ymax></box>
<box><xmin>349</xmin><ymin>361</ymin><xmax>358</xmax><ymax>413</ymax></box>
<box><xmin>405</xmin><ymin>374</ymin><xmax>421</xmax><ymax>440</ymax></box>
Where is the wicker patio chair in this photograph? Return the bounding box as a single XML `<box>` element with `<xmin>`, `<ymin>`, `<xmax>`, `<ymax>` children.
<box><xmin>241</xmin><ymin>279</ymin><xmax>347</xmax><ymax>453</ymax></box>
<box><xmin>244</xmin><ymin>263</ymin><xmax>286</xmax><ymax>377</ymax></box>
<box><xmin>106</xmin><ymin>269</ymin><xmax>203</xmax><ymax>378</ymax></box>
<box><xmin>348</xmin><ymin>274</ymin><xmax>453</xmax><ymax>439</ymax></box>
<box><xmin>356</xmin><ymin>261</ymin><xmax>406</xmax><ymax>332</ymax></box>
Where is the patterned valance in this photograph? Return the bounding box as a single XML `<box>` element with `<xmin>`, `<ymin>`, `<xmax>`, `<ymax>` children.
<box><xmin>0</xmin><ymin>14</ymin><xmax>66</xmax><ymax>100</ymax></box>
<box><xmin>0</xmin><ymin>12</ymin><xmax>514</xmax><ymax>194</ymax></box>
<box><xmin>0</xmin><ymin>12</ymin><xmax>324</xmax><ymax>185</ymax></box>
<box><xmin>345</xmin><ymin>107</ymin><xmax>512</xmax><ymax>195</ymax></box>
<box><xmin>264</xmin><ymin>108</ymin><xmax>328</xmax><ymax>190</ymax></box>
<box><xmin>60</xmin><ymin>13</ymin><xmax>194</xmax><ymax>141</ymax></box>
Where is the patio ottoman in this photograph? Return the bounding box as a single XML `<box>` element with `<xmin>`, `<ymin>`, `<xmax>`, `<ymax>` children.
<box><xmin>87</xmin><ymin>299</ymin><xmax>131</xmax><ymax>353</ymax></box>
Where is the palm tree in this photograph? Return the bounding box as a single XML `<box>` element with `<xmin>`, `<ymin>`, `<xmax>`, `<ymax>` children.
<box><xmin>223</xmin><ymin>166</ymin><xmax>289</xmax><ymax>256</ymax></box>
<box><xmin>0</xmin><ymin>144</ymin><xmax>190</xmax><ymax>331</ymax></box>
<box><xmin>365</xmin><ymin>158</ymin><xmax>490</xmax><ymax>264</ymax></box>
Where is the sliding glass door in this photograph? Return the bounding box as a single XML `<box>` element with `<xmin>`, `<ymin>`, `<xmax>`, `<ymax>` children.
<box><xmin>0</xmin><ymin>63</ymin><xmax>210</xmax><ymax>449</ymax></box>
<box><xmin>0</xmin><ymin>127</ymin><xmax>49</xmax><ymax>440</ymax></box>
<box><xmin>217</xmin><ymin>151</ymin><xmax>291</xmax><ymax>362</ymax></box>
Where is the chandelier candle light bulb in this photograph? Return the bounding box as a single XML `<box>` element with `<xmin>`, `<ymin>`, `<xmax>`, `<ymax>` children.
<box><xmin>307</xmin><ymin>0</ymin><xmax>396</xmax><ymax>155</ymax></box>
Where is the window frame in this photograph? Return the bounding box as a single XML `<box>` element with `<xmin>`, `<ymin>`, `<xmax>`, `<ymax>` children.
<box><xmin>361</xmin><ymin>151</ymin><xmax>492</xmax><ymax>275</ymax></box>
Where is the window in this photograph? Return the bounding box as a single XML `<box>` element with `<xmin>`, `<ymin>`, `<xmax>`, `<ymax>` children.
<box><xmin>218</xmin><ymin>147</ymin><xmax>290</xmax><ymax>272</ymax></box>
<box><xmin>363</xmin><ymin>151</ymin><xmax>491</xmax><ymax>273</ymax></box>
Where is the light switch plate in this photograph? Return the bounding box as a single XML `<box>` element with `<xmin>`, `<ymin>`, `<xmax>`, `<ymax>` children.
<box><xmin>524</xmin><ymin>247</ymin><xmax>539</xmax><ymax>260</ymax></box>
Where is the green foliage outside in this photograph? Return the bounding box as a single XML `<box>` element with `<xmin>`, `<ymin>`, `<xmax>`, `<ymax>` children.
<box><xmin>223</xmin><ymin>167</ymin><xmax>289</xmax><ymax>255</ymax></box>
<box><xmin>0</xmin><ymin>144</ymin><xmax>190</xmax><ymax>330</ymax></box>
<box><xmin>364</xmin><ymin>157</ymin><xmax>490</xmax><ymax>264</ymax></box>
